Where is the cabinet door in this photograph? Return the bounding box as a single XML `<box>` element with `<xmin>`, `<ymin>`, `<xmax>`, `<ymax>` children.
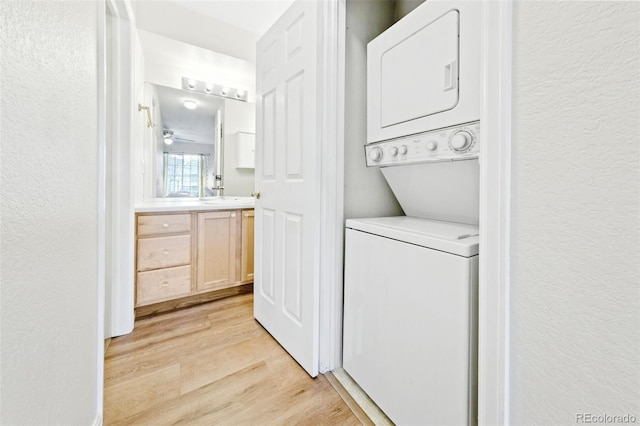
<box><xmin>241</xmin><ymin>210</ymin><xmax>255</xmax><ymax>283</ymax></box>
<box><xmin>196</xmin><ymin>211</ymin><xmax>238</xmax><ymax>292</ymax></box>
<box><xmin>236</xmin><ymin>132</ymin><xmax>256</xmax><ymax>169</ymax></box>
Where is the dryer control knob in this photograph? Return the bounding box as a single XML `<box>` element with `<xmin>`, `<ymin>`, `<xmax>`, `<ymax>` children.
<box><xmin>426</xmin><ymin>141</ymin><xmax>438</xmax><ymax>151</ymax></box>
<box><xmin>390</xmin><ymin>147</ymin><xmax>399</xmax><ymax>156</ymax></box>
<box><xmin>399</xmin><ymin>145</ymin><xmax>408</xmax><ymax>155</ymax></box>
<box><xmin>369</xmin><ymin>147</ymin><xmax>383</xmax><ymax>162</ymax></box>
<box><xmin>451</xmin><ymin>131</ymin><xmax>473</xmax><ymax>151</ymax></box>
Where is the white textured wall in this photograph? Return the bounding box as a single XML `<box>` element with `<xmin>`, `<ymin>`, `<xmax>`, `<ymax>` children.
<box><xmin>223</xmin><ymin>99</ymin><xmax>256</xmax><ymax>197</ymax></box>
<box><xmin>344</xmin><ymin>0</ymin><xmax>403</xmax><ymax>219</ymax></box>
<box><xmin>0</xmin><ymin>1</ymin><xmax>100</xmax><ymax>424</ymax></box>
<box><xmin>510</xmin><ymin>2</ymin><xmax>640</xmax><ymax>424</ymax></box>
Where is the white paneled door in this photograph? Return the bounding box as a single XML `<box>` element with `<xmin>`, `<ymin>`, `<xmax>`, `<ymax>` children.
<box><xmin>254</xmin><ymin>0</ymin><xmax>320</xmax><ymax>377</ymax></box>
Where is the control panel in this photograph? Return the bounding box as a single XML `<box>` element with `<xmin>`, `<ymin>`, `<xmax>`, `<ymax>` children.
<box><xmin>365</xmin><ymin>121</ymin><xmax>480</xmax><ymax>167</ymax></box>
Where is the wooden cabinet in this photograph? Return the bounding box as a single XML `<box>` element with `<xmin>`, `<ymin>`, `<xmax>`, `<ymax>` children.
<box><xmin>196</xmin><ymin>211</ymin><xmax>239</xmax><ymax>292</ymax></box>
<box><xmin>241</xmin><ymin>210</ymin><xmax>254</xmax><ymax>283</ymax></box>
<box><xmin>135</xmin><ymin>209</ymin><xmax>254</xmax><ymax>310</ymax></box>
<box><xmin>135</xmin><ymin>214</ymin><xmax>193</xmax><ymax>306</ymax></box>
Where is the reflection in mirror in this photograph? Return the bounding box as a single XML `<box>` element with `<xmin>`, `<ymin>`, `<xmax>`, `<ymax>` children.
<box><xmin>147</xmin><ymin>83</ymin><xmax>225</xmax><ymax>198</ymax></box>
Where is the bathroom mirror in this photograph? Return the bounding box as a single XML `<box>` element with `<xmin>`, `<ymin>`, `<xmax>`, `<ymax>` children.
<box><xmin>145</xmin><ymin>83</ymin><xmax>225</xmax><ymax>198</ymax></box>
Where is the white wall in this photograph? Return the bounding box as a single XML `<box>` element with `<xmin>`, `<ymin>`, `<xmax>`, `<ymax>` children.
<box><xmin>137</xmin><ymin>30</ymin><xmax>256</xmax><ymax>101</ymax></box>
<box><xmin>223</xmin><ymin>99</ymin><xmax>256</xmax><ymax>197</ymax></box>
<box><xmin>133</xmin><ymin>0</ymin><xmax>258</xmax><ymax>63</ymax></box>
<box><xmin>343</xmin><ymin>0</ymin><xmax>403</xmax><ymax>220</ymax></box>
<box><xmin>0</xmin><ymin>1</ymin><xmax>100</xmax><ymax>424</ymax></box>
<box><xmin>510</xmin><ymin>2</ymin><xmax>640</xmax><ymax>423</ymax></box>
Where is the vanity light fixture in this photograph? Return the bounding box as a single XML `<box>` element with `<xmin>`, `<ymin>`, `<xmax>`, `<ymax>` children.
<box><xmin>181</xmin><ymin>77</ymin><xmax>248</xmax><ymax>102</ymax></box>
<box><xmin>163</xmin><ymin>129</ymin><xmax>174</xmax><ymax>145</ymax></box>
<box><xmin>184</xmin><ymin>100</ymin><xmax>197</xmax><ymax>110</ymax></box>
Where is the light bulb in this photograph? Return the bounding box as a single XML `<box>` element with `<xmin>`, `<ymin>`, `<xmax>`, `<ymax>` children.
<box><xmin>221</xmin><ymin>87</ymin><xmax>229</xmax><ymax>96</ymax></box>
<box><xmin>164</xmin><ymin>137</ymin><xmax>173</xmax><ymax>145</ymax></box>
<box><xmin>205</xmin><ymin>83</ymin><xmax>214</xmax><ymax>93</ymax></box>
<box><xmin>184</xmin><ymin>100</ymin><xmax>197</xmax><ymax>110</ymax></box>
<box><xmin>187</xmin><ymin>79</ymin><xmax>196</xmax><ymax>89</ymax></box>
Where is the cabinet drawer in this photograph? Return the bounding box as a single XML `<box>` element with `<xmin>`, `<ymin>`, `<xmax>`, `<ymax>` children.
<box><xmin>136</xmin><ymin>265</ymin><xmax>191</xmax><ymax>306</ymax></box>
<box><xmin>137</xmin><ymin>235</ymin><xmax>191</xmax><ymax>271</ymax></box>
<box><xmin>138</xmin><ymin>214</ymin><xmax>191</xmax><ymax>236</ymax></box>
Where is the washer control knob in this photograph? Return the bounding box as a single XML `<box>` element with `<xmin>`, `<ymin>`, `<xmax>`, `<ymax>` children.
<box><xmin>399</xmin><ymin>145</ymin><xmax>408</xmax><ymax>155</ymax></box>
<box><xmin>451</xmin><ymin>130</ymin><xmax>473</xmax><ymax>151</ymax></box>
<box><xmin>390</xmin><ymin>146</ymin><xmax>399</xmax><ymax>156</ymax></box>
<box><xmin>426</xmin><ymin>141</ymin><xmax>438</xmax><ymax>151</ymax></box>
<box><xmin>369</xmin><ymin>147</ymin><xmax>383</xmax><ymax>162</ymax></box>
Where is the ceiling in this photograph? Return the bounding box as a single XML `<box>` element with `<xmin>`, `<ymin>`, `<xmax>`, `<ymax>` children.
<box><xmin>165</xmin><ymin>0</ymin><xmax>295</xmax><ymax>36</ymax></box>
<box><xmin>156</xmin><ymin>85</ymin><xmax>225</xmax><ymax>145</ymax></box>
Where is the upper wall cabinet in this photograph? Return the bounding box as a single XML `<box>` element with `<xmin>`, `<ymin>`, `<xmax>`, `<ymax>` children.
<box><xmin>236</xmin><ymin>132</ymin><xmax>256</xmax><ymax>169</ymax></box>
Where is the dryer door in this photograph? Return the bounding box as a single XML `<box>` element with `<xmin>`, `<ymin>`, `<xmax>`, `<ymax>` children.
<box><xmin>367</xmin><ymin>1</ymin><xmax>481</xmax><ymax>143</ymax></box>
<box><xmin>380</xmin><ymin>10</ymin><xmax>459</xmax><ymax>128</ymax></box>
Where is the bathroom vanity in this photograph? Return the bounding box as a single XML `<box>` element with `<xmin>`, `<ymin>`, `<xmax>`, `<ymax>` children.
<box><xmin>134</xmin><ymin>199</ymin><xmax>254</xmax><ymax>317</ymax></box>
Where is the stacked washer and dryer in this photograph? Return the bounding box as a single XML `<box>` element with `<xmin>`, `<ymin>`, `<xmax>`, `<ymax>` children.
<box><xmin>342</xmin><ymin>1</ymin><xmax>482</xmax><ymax>425</ymax></box>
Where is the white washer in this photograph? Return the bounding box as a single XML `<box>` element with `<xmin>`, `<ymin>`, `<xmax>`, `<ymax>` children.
<box><xmin>343</xmin><ymin>216</ymin><xmax>479</xmax><ymax>426</ymax></box>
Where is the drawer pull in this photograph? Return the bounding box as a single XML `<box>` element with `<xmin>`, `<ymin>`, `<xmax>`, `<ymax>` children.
<box><xmin>231</xmin><ymin>212</ymin><xmax>236</xmax><ymax>218</ymax></box>
<box><xmin>162</xmin><ymin>223</ymin><xmax>170</xmax><ymax>228</ymax></box>
<box><xmin>160</xmin><ymin>281</ymin><xmax>169</xmax><ymax>287</ymax></box>
<box><xmin>162</xmin><ymin>249</ymin><xmax>170</xmax><ymax>255</ymax></box>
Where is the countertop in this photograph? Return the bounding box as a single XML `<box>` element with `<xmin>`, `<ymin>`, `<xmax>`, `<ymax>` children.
<box><xmin>135</xmin><ymin>197</ymin><xmax>255</xmax><ymax>213</ymax></box>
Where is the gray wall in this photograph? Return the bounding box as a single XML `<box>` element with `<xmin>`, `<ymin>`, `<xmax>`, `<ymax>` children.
<box><xmin>0</xmin><ymin>1</ymin><xmax>100</xmax><ymax>424</ymax></box>
<box><xmin>510</xmin><ymin>2</ymin><xmax>640</xmax><ymax>423</ymax></box>
<box><xmin>394</xmin><ymin>0</ymin><xmax>425</xmax><ymax>21</ymax></box>
<box><xmin>343</xmin><ymin>0</ymin><xmax>403</xmax><ymax>220</ymax></box>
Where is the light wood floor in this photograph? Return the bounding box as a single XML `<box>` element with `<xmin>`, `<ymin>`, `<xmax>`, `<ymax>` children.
<box><xmin>104</xmin><ymin>293</ymin><xmax>361</xmax><ymax>425</ymax></box>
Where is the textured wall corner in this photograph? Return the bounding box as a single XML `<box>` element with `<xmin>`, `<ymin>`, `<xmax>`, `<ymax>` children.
<box><xmin>511</xmin><ymin>2</ymin><xmax>640</xmax><ymax>424</ymax></box>
<box><xmin>0</xmin><ymin>1</ymin><xmax>99</xmax><ymax>424</ymax></box>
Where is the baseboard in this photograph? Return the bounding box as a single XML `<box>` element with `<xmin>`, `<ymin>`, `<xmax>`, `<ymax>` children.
<box><xmin>329</xmin><ymin>368</ymin><xmax>393</xmax><ymax>426</ymax></box>
<box><xmin>135</xmin><ymin>283</ymin><xmax>253</xmax><ymax>318</ymax></box>
<box><xmin>92</xmin><ymin>414</ymin><xmax>102</xmax><ymax>426</ymax></box>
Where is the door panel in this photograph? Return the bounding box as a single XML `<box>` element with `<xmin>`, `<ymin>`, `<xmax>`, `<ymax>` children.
<box><xmin>285</xmin><ymin>72</ymin><xmax>304</xmax><ymax>179</ymax></box>
<box><xmin>262</xmin><ymin>90</ymin><xmax>277</xmax><ymax>178</ymax></box>
<box><xmin>283</xmin><ymin>213</ymin><xmax>303</xmax><ymax>324</ymax></box>
<box><xmin>254</xmin><ymin>0</ymin><xmax>319</xmax><ymax>377</ymax></box>
<box><xmin>259</xmin><ymin>208</ymin><xmax>276</xmax><ymax>303</ymax></box>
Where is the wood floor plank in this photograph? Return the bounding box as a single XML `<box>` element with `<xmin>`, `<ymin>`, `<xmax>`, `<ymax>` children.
<box><xmin>103</xmin><ymin>293</ymin><xmax>361</xmax><ymax>425</ymax></box>
<box><xmin>104</xmin><ymin>364</ymin><xmax>181</xmax><ymax>425</ymax></box>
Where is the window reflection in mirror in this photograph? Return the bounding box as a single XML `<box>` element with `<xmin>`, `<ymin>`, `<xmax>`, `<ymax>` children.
<box><xmin>145</xmin><ymin>83</ymin><xmax>224</xmax><ymax>198</ymax></box>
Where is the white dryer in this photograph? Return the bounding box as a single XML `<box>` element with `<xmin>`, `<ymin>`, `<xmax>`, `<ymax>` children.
<box><xmin>367</xmin><ymin>0</ymin><xmax>481</xmax><ymax>143</ymax></box>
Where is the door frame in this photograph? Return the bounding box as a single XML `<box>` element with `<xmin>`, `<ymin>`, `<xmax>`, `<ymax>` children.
<box><xmin>318</xmin><ymin>0</ymin><xmax>345</xmax><ymax>373</ymax></box>
<box><xmin>96</xmin><ymin>0</ymin><xmax>136</xmax><ymax>420</ymax></box>
<box><xmin>478</xmin><ymin>1</ymin><xmax>513</xmax><ymax>425</ymax></box>
<box><xmin>102</xmin><ymin>0</ymin><xmax>136</xmax><ymax>341</ymax></box>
